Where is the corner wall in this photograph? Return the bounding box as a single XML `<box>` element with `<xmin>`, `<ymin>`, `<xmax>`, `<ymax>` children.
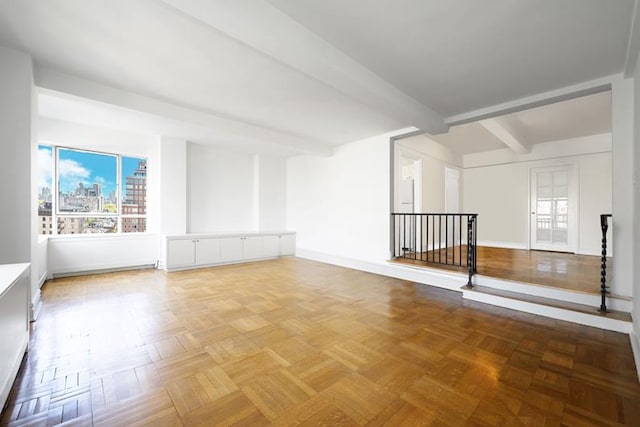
<box><xmin>287</xmin><ymin>130</ymin><xmax>412</xmax><ymax>263</ymax></box>
<box><xmin>187</xmin><ymin>143</ymin><xmax>256</xmax><ymax>233</ymax></box>
<box><xmin>0</xmin><ymin>46</ymin><xmax>33</xmax><ymax>265</ymax></box>
<box><xmin>186</xmin><ymin>143</ymin><xmax>288</xmax><ymax>233</ymax></box>
<box><xmin>632</xmin><ymin>52</ymin><xmax>640</xmax><ymax>380</ymax></box>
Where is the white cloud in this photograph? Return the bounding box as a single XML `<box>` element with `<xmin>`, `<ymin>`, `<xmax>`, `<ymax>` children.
<box><xmin>58</xmin><ymin>158</ymin><xmax>91</xmax><ymax>192</ymax></box>
<box><xmin>59</xmin><ymin>159</ymin><xmax>90</xmax><ymax>180</ymax></box>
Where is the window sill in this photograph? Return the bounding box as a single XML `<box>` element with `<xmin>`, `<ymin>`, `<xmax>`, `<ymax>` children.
<box><xmin>45</xmin><ymin>233</ymin><xmax>157</xmax><ymax>242</ymax></box>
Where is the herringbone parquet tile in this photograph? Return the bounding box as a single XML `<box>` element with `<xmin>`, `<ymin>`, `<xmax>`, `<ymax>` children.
<box><xmin>1</xmin><ymin>257</ymin><xmax>639</xmax><ymax>426</ymax></box>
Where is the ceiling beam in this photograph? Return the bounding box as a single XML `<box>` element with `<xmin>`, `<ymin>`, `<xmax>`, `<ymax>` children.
<box><xmin>156</xmin><ymin>0</ymin><xmax>448</xmax><ymax>135</ymax></box>
<box><xmin>478</xmin><ymin>117</ymin><xmax>530</xmax><ymax>154</ymax></box>
<box><xmin>35</xmin><ymin>67</ymin><xmax>333</xmax><ymax>156</ymax></box>
<box><xmin>445</xmin><ymin>75</ymin><xmax>615</xmax><ymax>126</ymax></box>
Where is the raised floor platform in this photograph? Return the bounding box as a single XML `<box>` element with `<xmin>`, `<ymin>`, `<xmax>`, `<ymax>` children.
<box><xmin>394</xmin><ymin>246</ymin><xmax>604</xmax><ymax>294</ymax></box>
<box><xmin>462</xmin><ymin>284</ymin><xmax>632</xmax><ymax>333</ymax></box>
<box><xmin>389</xmin><ymin>246</ymin><xmax>631</xmax><ymax>333</ymax></box>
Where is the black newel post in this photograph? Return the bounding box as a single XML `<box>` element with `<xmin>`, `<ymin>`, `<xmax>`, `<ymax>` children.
<box><xmin>466</xmin><ymin>216</ymin><xmax>475</xmax><ymax>288</ymax></box>
<box><xmin>599</xmin><ymin>214</ymin><xmax>610</xmax><ymax>313</ymax></box>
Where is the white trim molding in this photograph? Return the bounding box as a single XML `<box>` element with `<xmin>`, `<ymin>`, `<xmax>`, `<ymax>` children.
<box><xmin>631</xmin><ymin>331</ymin><xmax>640</xmax><ymax>383</ymax></box>
<box><xmin>477</xmin><ymin>241</ymin><xmax>528</xmax><ymax>250</ymax></box>
<box><xmin>30</xmin><ymin>289</ymin><xmax>42</xmax><ymax>322</ymax></box>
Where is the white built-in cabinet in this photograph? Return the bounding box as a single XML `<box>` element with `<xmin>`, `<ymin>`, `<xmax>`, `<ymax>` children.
<box><xmin>164</xmin><ymin>232</ymin><xmax>295</xmax><ymax>271</ymax></box>
<box><xmin>0</xmin><ymin>263</ymin><xmax>30</xmax><ymax>411</ymax></box>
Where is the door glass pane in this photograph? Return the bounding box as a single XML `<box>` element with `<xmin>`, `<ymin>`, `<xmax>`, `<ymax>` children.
<box><xmin>536</xmin><ymin>169</ymin><xmax>569</xmax><ymax>246</ymax></box>
<box><xmin>553</xmin><ymin>229</ymin><xmax>568</xmax><ymax>244</ymax></box>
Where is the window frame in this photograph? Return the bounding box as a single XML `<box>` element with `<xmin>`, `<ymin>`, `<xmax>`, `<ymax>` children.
<box><xmin>38</xmin><ymin>143</ymin><xmax>149</xmax><ymax>236</ymax></box>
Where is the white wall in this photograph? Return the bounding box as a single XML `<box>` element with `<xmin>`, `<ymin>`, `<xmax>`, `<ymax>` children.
<box><xmin>464</xmin><ymin>163</ymin><xmax>529</xmax><ymax>247</ymax></box>
<box><xmin>578</xmin><ymin>153</ymin><xmax>613</xmax><ymax>255</ymax></box>
<box><xmin>187</xmin><ymin>143</ymin><xmax>256</xmax><ymax>232</ymax></box>
<box><xmin>159</xmin><ymin>137</ymin><xmax>187</xmax><ymax>235</ymax></box>
<box><xmin>288</xmin><ymin>130</ymin><xmax>407</xmax><ymax>263</ymax></box>
<box><xmin>256</xmin><ymin>154</ymin><xmax>287</xmax><ymax>230</ymax></box>
<box><xmin>0</xmin><ymin>46</ymin><xmax>33</xmax><ymax>265</ymax></box>
<box><xmin>396</xmin><ymin>135</ymin><xmax>462</xmax><ymax>212</ymax></box>
<box><xmin>187</xmin><ymin>144</ymin><xmax>288</xmax><ymax>233</ymax></box>
<box><xmin>463</xmin><ymin>135</ymin><xmax>612</xmax><ymax>256</ymax></box>
<box><xmin>632</xmin><ymin>53</ymin><xmax>640</xmax><ymax>374</ymax></box>
<box><xmin>611</xmin><ymin>78</ymin><xmax>635</xmax><ymax>299</ymax></box>
<box><xmin>0</xmin><ymin>47</ymin><xmax>37</xmax><ymax>320</ymax></box>
<box><xmin>48</xmin><ymin>234</ymin><xmax>159</xmax><ymax>276</ymax></box>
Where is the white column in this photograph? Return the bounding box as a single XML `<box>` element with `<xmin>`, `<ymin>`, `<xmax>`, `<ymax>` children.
<box><xmin>255</xmin><ymin>153</ymin><xmax>287</xmax><ymax>231</ymax></box>
<box><xmin>159</xmin><ymin>137</ymin><xmax>187</xmax><ymax>235</ymax></box>
<box><xmin>611</xmin><ymin>77</ymin><xmax>635</xmax><ymax>298</ymax></box>
<box><xmin>0</xmin><ymin>46</ymin><xmax>33</xmax><ymax>265</ymax></box>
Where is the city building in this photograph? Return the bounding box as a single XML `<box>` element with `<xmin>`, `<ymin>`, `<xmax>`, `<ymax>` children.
<box><xmin>122</xmin><ymin>159</ymin><xmax>147</xmax><ymax>232</ymax></box>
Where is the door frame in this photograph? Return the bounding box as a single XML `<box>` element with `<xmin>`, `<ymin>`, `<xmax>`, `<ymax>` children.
<box><xmin>444</xmin><ymin>166</ymin><xmax>461</xmax><ymax>213</ymax></box>
<box><xmin>528</xmin><ymin>163</ymin><xmax>579</xmax><ymax>253</ymax></box>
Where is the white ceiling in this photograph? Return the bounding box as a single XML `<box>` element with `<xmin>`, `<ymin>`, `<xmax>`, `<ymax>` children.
<box><xmin>429</xmin><ymin>91</ymin><xmax>612</xmax><ymax>155</ymax></box>
<box><xmin>0</xmin><ymin>0</ymin><xmax>634</xmax><ymax>155</ymax></box>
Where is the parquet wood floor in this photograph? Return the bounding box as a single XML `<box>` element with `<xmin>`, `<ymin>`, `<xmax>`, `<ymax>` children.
<box><xmin>394</xmin><ymin>246</ymin><xmax>603</xmax><ymax>294</ymax></box>
<box><xmin>2</xmin><ymin>257</ymin><xmax>638</xmax><ymax>426</ymax></box>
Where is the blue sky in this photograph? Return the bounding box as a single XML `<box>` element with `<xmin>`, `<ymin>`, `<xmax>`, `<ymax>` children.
<box><xmin>38</xmin><ymin>145</ymin><xmax>145</xmax><ymax>198</ymax></box>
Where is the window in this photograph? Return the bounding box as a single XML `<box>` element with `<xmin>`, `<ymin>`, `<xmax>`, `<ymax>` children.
<box><xmin>37</xmin><ymin>145</ymin><xmax>148</xmax><ymax>235</ymax></box>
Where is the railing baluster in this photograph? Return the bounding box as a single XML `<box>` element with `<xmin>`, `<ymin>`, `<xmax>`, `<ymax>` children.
<box><xmin>438</xmin><ymin>215</ymin><xmax>441</xmax><ymax>263</ymax></box>
<box><xmin>420</xmin><ymin>214</ymin><xmax>425</xmax><ymax>261</ymax></box>
<box><xmin>413</xmin><ymin>215</ymin><xmax>418</xmax><ymax>259</ymax></box>
<box><xmin>458</xmin><ymin>216</ymin><xmax>462</xmax><ymax>266</ymax></box>
<box><xmin>445</xmin><ymin>215</ymin><xmax>449</xmax><ymax>265</ymax></box>
<box><xmin>431</xmin><ymin>215</ymin><xmax>434</xmax><ymax>263</ymax></box>
<box><xmin>599</xmin><ymin>214</ymin><xmax>612</xmax><ymax>312</ymax></box>
<box><xmin>466</xmin><ymin>215</ymin><xmax>473</xmax><ymax>287</ymax></box>
<box><xmin>473</xmin><ymin>215</ymin><xmax>478</xmax><ymax>273</ymax></box>
<box><xmin>391</xmin><ymin>213</ymin><xmax>477</xmax><ymax>287</ymax></box>
<box><xmin>396</xmin><ymin>215</ymin><xmax>400</xmax><ymax>258</ymax></box>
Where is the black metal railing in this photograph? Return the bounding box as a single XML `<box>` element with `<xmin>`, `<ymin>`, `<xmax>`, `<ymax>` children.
<box><xmin>599</xmin><ymin>214</ymin><xmax>612</xmax><ymax>312</ymax></box>
<box><xmin>391</xmin><ymin>213</ymin><xmax>478</xmax><ymax>287</ymax></box>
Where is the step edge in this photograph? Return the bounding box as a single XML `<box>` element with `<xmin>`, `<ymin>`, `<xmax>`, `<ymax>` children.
<box><xmin>462</xmin><ymin>288</ymin><xmax>632</xmax><ymax>334</ymax></box>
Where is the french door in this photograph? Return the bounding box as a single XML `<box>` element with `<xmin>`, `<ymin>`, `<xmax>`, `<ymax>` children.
<box><xmin>530</xmin><ymin>165</ymin><xmax>577</xmax><ymax>253</ymax></box>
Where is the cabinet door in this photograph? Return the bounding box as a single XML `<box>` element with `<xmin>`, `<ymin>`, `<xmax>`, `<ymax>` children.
<box><xmin>279</xmin><ymin>234</ymin><xmax>296</xmax><ymax>255</ymax></box>
<box><xmin>167</xmin><ymin>239</ymin><xmax>195</xmax><ymax>267</ymax></box>
<box><xmin>220</xmin><ymin>237</ymin><xmax>243</xmax><ymax>262</ymax></box>
<box><xmin>195</xmin><ymin>238</ymin><xmax>221</xmax><ymax>265</ymax></box>
<box><xmin>243</xmin><ymin>236</ymin><xmax>263</xmax><ymax>260</ymax></box>
<box><xmin>262</xmin><ymin>235</ymin><xmax>280</xmax><ymax>258</ymax></box>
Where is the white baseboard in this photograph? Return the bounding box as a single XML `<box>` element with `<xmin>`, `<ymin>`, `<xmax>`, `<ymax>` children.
<box><xmin>52</xmin><ymin>264</ymin><xmax>155</xmax><ymax>278</ymax></box>
<box><xmin>463</xmin><ymin>288</ymin><xmax>632</xmax><ymax>334</ymax></box>
<box><xmin>164</xmin><ymin>257</ymin><xmax>278</xmax><ymax>272</ymax></box>
<box><xmin>477</xmin><ymin>241</ymin><xmax>528</xmax><ymax>250</ymax></box>
<box><xmin>631</xmin><ymin>329</ymin><xmax>640</xmax><ymax>383</ymax></box>
<box><xmin>30</xmin><ymin>289</ymin><xmax>42</xmax><ymax>322</ymax></box>
<box><xmin>38</xmin><ymin>271</ymin><xmax>47</xmax><ymax>288</ymax></box>
<box><xmin>475</xmin><ymin>275</ymin><xmax>632</xmax><ymax>313</ymax></box>
<box><xmin>295</xmin><ymin>248</ymin><xmax>467</xmax><ymax>292</ymax></box>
